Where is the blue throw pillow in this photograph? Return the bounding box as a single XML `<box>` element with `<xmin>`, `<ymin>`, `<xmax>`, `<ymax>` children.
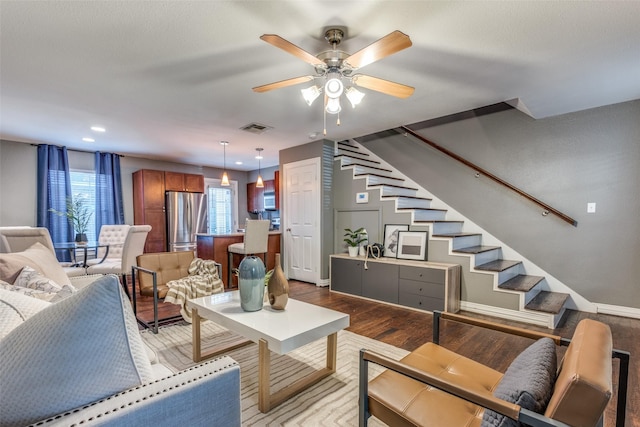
<box><xmin>482</xmin><ymin>337</ymin><xmax>557</xmax><ymax>427</ymax></box>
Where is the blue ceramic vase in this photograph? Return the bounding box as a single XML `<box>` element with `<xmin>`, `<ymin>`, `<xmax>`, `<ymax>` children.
<box><xmin>238</xmin><ymin>256</ymin><xmax>266</xmax><ymax>312</ymax></box>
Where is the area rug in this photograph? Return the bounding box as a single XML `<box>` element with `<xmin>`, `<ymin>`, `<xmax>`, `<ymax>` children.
<box><xmin>140</xmin><ymin>320</ymin><xmax>409</xmax><ymax>426</ymax></box>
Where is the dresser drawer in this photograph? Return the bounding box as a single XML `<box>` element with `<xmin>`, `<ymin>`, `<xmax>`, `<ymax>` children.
<box><xmin>399</xmin><ymin>279</ymin><xmax>444</xmax><ymax>299</ymax></box>
<box><xmin>399</xmin><ymin>266</ymin><xmax>445</xmax><ymax>283</ymax></box>
<box><xmin>399</xmin><ymin>293</ymin><xmax>444</xmax><ymax>312</ymax></box>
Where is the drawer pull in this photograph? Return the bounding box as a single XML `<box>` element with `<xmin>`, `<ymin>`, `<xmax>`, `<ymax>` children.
<box><xmin>419</xmin><ymin>273</ymin><xmax>423</xmax><ymax>277</ymax></box>
<box><xmin>418</xmin><ymin>301</ymin><xmax>422</xmax><ymax>305</ymax></box>
<box><xmin>419</xmin><ymin>288</ymin><xmax>423</xmax><ymax>292</ymax></box>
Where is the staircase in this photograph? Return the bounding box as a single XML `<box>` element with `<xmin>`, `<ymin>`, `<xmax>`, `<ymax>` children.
<box><xmin>335</xmin><ymin>140</ymin><xmax>570</xmax><ymax>328</ymax></box>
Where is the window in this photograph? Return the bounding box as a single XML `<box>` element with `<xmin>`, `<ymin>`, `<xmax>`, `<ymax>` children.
<box><xmin>69</xmin><ymin>170</ymin><xmax>97</xmax><ymax>241</ymax></box>
<box><xmin>206</xmin><ymin>178</ymin><xmax>238</xmax><ymax>235</ymax></box>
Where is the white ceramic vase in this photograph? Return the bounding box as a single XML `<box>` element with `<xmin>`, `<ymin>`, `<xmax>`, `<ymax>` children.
<box><xmin>348</xmin><ymin>246</ymin><xmax>359</xmax><ymax>257</ymax></box>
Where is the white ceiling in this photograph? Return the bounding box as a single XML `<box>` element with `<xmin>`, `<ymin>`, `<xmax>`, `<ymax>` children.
<box><xmin>1</xmin><ymin>1</ymin><xmax>639</xmax><ymax>170</ymax></box>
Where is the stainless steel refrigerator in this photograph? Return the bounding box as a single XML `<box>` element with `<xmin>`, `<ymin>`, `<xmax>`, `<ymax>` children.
<box><xmin>165</xmin><ymin>191</ymin><xmax>207</xmax><ymax>252</ymax></box>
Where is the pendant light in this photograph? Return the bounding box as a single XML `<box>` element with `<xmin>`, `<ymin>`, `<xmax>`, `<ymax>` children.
<box><xmin>255</xmin><ymin>148</ymin><xmax>264</xmax><ymax>188</ymax></box>
<box><xmin>220</xmin><ymin>141</ymin><xmax>230</xmax><ymax>186</ymax></box>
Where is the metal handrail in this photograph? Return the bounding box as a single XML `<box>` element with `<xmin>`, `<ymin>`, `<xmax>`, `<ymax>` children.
<box><xmin>400</xmin><ymin>125</ymin><xmax>578</xmax><ymax>227</ymax></box>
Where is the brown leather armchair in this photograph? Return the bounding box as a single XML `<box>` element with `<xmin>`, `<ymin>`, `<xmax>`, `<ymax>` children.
<box><xmin>131</xmin><ymin>251</ymin><xmax>221</xmax><ymax>334</ymax></box>
<box><xmin>359</xmin><ymin>311</ymin><xmax>629</xmax><ymax>427</ymax></box>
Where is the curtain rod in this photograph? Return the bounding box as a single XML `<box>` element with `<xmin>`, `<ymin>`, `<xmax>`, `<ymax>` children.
<box><xmin>30</xmin><ymin>143</ymin><xmax>124</xmax><ymax>157</ymax></box>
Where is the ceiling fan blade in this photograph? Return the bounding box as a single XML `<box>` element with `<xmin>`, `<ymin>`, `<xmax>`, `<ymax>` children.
<box><xmin>351</xmin><ymin>74</ymin><xmax>415</xmax><ymax>99</ymax></box>
<box><xmin>260</xmin><ymin>34</ymin><xmax>326</xmax><ymax>67</ymax></box>
<box><xmin>344</xmin><ymin>30</ymin><xmax>412</xmax><ymax>69</ymax></box>
<box><xmin>252</xmin><ymin>75</ymin><xmax>314</xmax><ymax>93</ymax></box>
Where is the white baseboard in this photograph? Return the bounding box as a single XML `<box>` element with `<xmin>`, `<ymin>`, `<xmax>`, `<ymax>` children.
<box><xmin>316</xmin><ymin>278</ymin><xmax>330</xmax><ymax>287</ymax></box>
<box><xmin>595</xmin><ymin>303</ymin><xmax>640</xmax><ymax>319</ymax></box>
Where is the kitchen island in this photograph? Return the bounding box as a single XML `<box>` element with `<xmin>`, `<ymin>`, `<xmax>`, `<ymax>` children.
<box><xmin>196</xmin><ymin>231</ymin><xmax>282</xmax><ymax>289</ymax></box>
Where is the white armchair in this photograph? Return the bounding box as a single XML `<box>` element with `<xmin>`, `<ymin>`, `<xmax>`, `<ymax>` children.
<box><xmin>86</xmin><ymin>225</ymin><xmax>151</xmax><ymax>296</ymax></box>
<box><xmin>85</xmin><ymin>224</ymin><xmax>130</xmax><ymax>266</ymax></box>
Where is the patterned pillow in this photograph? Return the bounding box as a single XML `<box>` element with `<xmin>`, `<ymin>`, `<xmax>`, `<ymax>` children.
<box><xmin>0</xmin><ymin>275</ymin><xmax>153</xmax><ymax>426</ymax></box>
<box><xmin>2</xmin><ymin>266</ymin><xmax>76</xmax><ymax>303</ymax></box>
<box><xmin>482</xmin><ymin>337</ymin><xmax>557</xmax><ymax>427</ymax></box>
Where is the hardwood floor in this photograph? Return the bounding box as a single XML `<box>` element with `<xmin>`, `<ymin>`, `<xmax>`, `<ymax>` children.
<box><xmin>131</xmin><ymin>279</ymin><xmax>639</xmax><ymax>427</ymax></box>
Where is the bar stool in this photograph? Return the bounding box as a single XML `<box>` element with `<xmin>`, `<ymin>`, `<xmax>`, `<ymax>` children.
<box><xmin>227</xmin><ymin>219</ymin><xmax>270</xmax><ymax>287</ymax></box>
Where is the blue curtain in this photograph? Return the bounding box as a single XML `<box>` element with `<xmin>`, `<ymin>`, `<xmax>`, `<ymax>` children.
<box><xmin>37</xmin><ymin>145</ymin><xmax>73</xmax><ymax>260</ymax></box>
<box><xmin>94</xmin><ymin>152</ymin><xmax>125</xmax><ymax>232</ymax></box>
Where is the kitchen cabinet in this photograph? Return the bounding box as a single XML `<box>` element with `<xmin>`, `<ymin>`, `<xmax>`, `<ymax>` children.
<box><xmin>247</xmin><ymin>172</ymin><xmax>279</xmax><ymax>212</ymax></box>
<box><xmin>274</xmin><ymin>170</ymin><xmax>280</xmax><ymax>211</ymax></box>
<box><xmin>330</xmin><ymin>254</ymin><xmax>460</xmax><ymax>313</ymax></box>
<box><xmin>247</xmin><ymin>182</ymin><xmax>264</xmax><ymax>213</ymax></box>
<box><xmin>165</xmin><ymin>171</ymin><xmax>204</xmax><ymax>192</ymax></box>
<box><xmin>133</xmin><ymin>169</ymin><xmax>166</xmax><ymax>253</ymax></box>
<box><xmin>133</xmin><ymin>169</ymin><xmax>205</xmax><ymax>253</ymax></box>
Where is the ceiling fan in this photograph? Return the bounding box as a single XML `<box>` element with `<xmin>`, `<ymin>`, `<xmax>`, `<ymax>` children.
<box><xmin>253</xmin><ymin>28</ymin><xmax>415</xmax><ymax>134</ymax></box>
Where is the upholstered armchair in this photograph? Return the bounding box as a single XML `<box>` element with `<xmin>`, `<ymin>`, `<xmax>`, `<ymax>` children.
<box><xmin>359</xmin><ymin>311</ymin><xmax>629</xmax><ymax>427</ymax></box>
<box><xmin>131</xmin><ymin>251</ymin><xmax>223</xmax><ymax>333</ymax></box>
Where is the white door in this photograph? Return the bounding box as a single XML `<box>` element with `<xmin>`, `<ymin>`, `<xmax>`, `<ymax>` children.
<box><xmin>283</xmin><ymin>158</ymin><xmax>320</xmax><ymax>284</ymax></box>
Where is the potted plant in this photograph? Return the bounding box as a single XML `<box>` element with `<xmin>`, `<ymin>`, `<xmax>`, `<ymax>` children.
<box><xmin>49</xmin><ymin>197</ymin><xmax>93</xmax><ymax>244</ymax></box>
<box><xmin>343</xmin><ymin>227</ymin><xmax>366</xmax><ymax>257</ymax></box>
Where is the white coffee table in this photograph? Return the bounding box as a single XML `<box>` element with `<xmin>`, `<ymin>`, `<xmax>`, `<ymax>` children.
<box><xmin>187</xmin><ymin>291</ymin><xmax>350</xmax><ymax>412</ymax></box>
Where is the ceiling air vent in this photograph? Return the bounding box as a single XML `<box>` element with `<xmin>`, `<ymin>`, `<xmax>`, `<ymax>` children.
<box><xmin>240</xmin><ymin>122</ymin><xmax>273</xmax><ymax>134</ymax></box>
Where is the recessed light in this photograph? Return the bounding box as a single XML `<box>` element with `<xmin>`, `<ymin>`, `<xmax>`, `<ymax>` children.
<box><xmin>82</xmin><ymin>137</ymin><xmax>95</xmax><ymax>142</ymax></box>
<box><xmin>91</xmin><ymin>126</ymin><xmax>106</xmax><ymax>132</ymax></box>
<box><xmin>235</xmin><ymin>161</ymin><xmax>243</xmax><ymax>165</ymax></box>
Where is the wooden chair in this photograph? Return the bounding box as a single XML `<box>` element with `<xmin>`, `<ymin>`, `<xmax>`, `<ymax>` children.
<box><xmin>359</xmin><ymin>311</ymin><xmax>629</xmax><ymax>427</ymax></box>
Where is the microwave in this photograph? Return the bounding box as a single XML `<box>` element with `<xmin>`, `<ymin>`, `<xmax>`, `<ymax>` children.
<box><xmin>263</xmin><ymin>192</ymin><xmax>276</xmax><ymax>210</ymax></box>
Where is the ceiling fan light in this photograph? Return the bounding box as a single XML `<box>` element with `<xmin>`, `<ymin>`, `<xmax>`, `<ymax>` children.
<box><xmin>326</xmin><ymin>97</ymin><xmax>342</xmax><ymax>114</ymax></box>
<box><xmin>345</xmin><ymin>87</ymin><xmax>365</xmax><ymax>108</ymax></box>
<box><xmin>301</xmin><ymin>85</ymin><xmax>321</xmax><ymax>106</ymax></box>
<box><xmin>325</xmin><ymin>77</ymin><xmax>343</xmax><ymax>99</ymax></box>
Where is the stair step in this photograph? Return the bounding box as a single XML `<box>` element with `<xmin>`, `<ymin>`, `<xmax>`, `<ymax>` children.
<box><xmin>369</xmin><ymin>184</ymin><xmax>419</xmax><ymax>193</ymax></box>
<box><xmin>334</xmin><ymin>154</ymin><xmax>381</xmax><ymax>165</ymax></box>
<box><xmin>525</xmin><ymin>291</ymin><xmax>569</xmax><ymax>314</ymax></box>
<box><xmin>432</xmin><ymin>232</ymin><xmax>481</xmax><ymax>238</ymax></box>
<box><xmin>453</xmin><ymin>245</ymin><xmax>501</xmax><ymax>255</ymax></box>
<box><xmin>475</xmin><ymin>259</ymin><xmax>522</xmax><ymax>272</ymax></box>
<box><xmin>382</xmin><ymin>195</ymin><xmax>432</xmax><ymax>201</ymax></box>
<box><xmin>354</xmin><ymin>170</ymin><xmax>398</xmax><ymax>178</ymax></box>
<box><xmin>337</xmin><ymin>146</ymin><xmax>369</xmax><ymax>156</ymax></box>
<box><xmin>337</xmin><ymin>140</ymin><xmax>359</xmax><ymax>149</ymax></box>
<box><xmin>499</xmin><ymin>274</ymin><xmax>545</xmax><ymax>292</ymax></box>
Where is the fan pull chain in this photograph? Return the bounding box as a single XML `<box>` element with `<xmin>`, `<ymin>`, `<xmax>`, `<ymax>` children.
<box><xmin>323</xmin><ymin>103</ymin><xmax>327</xmax><ymax>136</ymax></box>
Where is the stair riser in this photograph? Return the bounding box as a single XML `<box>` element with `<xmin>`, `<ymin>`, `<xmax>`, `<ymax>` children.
<box><xmin>396</xmin><ymin>198</ymin><xmax>431</xmax><ymax>209</ymax></box>
<box><xmin>451</xmin><ymin>235</ymin><xmax>482</xmax><ymax>250</ymax></box>
<box><xmin>524</xmin><ymin>288</ymin><xmax>542</xmax><ymax>306</ymax></box>
<box><xmin>473</xmin><ymin>249</ymin><xmax>501</xmax><ymax>266</ymax></box>
<box><xmin>413</xmin><ymin>210</ymin><xmax>447</xmax><ymax>221</ymax></box>
<box><xmin>432</xmin><ymin>222</ymin><xmax>463</xmax><ymax>235</ymax></box>
<box><xmin>366</xmin><ymin>176</ymin><xmax>404</xmax><ymax>187</ymax></box>
<box><xmin>380</xmin><ymin>186</ymin><xmax>417</xmax><ymax>197</ymax></box>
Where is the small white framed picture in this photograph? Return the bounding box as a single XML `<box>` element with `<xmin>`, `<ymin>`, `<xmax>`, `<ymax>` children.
<box><xmin>396</xmin><ymin>231</ymin><xmax>428</xmax><ymax>261</ymax></box>
<box><xmin>356</xmin><ymin>192</ymin><xmax>369</xmax><ymax>204</ymax></box>
<box><xmin>383</xmin><ymin>224</ymin><xmax>409</xmax><ymax>258</ymax></box>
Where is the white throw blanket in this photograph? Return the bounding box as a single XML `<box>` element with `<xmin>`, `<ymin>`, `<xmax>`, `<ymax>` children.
<box><xmin>164</xmin><ymin>258</ymin><xmax>223</xmax><ymax>322</ymax></box>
